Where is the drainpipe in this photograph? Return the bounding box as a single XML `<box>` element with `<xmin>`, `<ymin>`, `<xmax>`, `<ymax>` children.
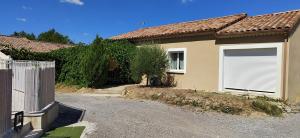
<box><xmin>282</xmin><ymin>34</ymin><xmax>289</xmax><ymax>101</ymax></box>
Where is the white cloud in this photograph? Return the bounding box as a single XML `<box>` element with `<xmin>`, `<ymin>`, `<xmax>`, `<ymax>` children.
<box><xmin>60</xmin><ymin>0</ymin><xmax>84</xmax><ymax>6</ymax></box>
<box><xmin>181</xmin><ymin>0</ymin><xmax>193</xmax><ymax>4</ymax></box>
<box><xmin>22</xmin><ymin>5</ymin><xmax>32</xmax><ymax>10</ymax></box>
<box><xmin>16</xmin><ymin>18</ymin><xmax>27</xmax><ymax>22</ymax></box>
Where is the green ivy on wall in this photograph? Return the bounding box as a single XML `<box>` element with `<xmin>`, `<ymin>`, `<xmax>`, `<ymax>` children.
<box><xmin>1</xmin><ymin>39</ymin><xmax>137</xmax><ymax>88</ymax></box>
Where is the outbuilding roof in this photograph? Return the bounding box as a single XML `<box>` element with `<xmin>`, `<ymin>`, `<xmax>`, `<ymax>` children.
<box><xmin>0</xmin><ymin>35</ymin><xmax>72</xmax><ymax>52</ymax></box>
<box><xmin>112</xmin><ymin>14</ymin><xmax>247</xmax><ymax>40</ymax></box>
<box><xmin>217</xmin><ymin>10</ymin><xmax>300</xmax><ymax>37</ymax></box>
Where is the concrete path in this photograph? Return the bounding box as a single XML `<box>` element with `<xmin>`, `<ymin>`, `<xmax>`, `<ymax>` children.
<box><xmin>56</xmin><ymin>89</ymin><xmax>300</xmax><ymax>138</ymax></box>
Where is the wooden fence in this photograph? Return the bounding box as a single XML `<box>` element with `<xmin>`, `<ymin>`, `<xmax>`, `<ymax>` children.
<box><xmin>11</xmin><ymin>61</ymin><xmax>55</xmax><ymax>113</ymax></box>
<box><xmin>0</xmin><ymin>61</ymin><xmax>12</xmax><ymax>137</ymax></box>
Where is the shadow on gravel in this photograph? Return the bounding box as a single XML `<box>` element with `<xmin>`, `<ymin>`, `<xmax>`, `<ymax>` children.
<box><xmin>49</xmin><ymin>103</ymin><xmax>86</xmax><ymax>129</ymax></box>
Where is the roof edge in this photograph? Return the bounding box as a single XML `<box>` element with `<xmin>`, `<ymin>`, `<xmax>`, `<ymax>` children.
<box><xmin>111</xmin><ymin>13</ymin><xmax>247</xmax><ymax>41</ymax></box>
<box><xmin>246</xmin><ymin>9</ymin><xmax>300</xmax><ymax>18</ymax></box>
<box><xmin>0</xmin><ymin>35</ymin><xmax>75</xmax><ymax>47</ymax></box>
<box><xmin>216</xmin><ymin>30</ymin><xmax>287</xmax><ymax>39</ymax></box>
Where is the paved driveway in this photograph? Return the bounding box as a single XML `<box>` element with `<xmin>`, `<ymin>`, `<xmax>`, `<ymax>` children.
<box><xmin>56</xmin><ymin>92</ymin><xmax>300</xmax><ymax>138</ymax></box>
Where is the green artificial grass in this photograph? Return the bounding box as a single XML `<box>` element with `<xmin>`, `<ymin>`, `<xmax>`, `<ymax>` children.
<box><xmin>42</xmin><ymin>126</ymin><xmax>85</xmax><ymax>138</ymax></box>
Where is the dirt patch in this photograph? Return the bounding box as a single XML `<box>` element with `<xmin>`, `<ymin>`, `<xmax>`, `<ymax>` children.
<box><xmin>56</xmin><ymin>84</ymin><xmax>98</xmax><ymax>94</ymax></box>
<box><xmin>56</xmin><ymin>84</ymin><xmax>128</xmax><ymax>95</ymax></box>
<box><xmin>124</xmin><ymin>86</ymin><xmax>291</xmax><ymax>117</ymax></box>
<box><xmin>76</xmin><ymin>88</ymin><xmax>97</xmax><ymax>93</ymax></box>
<box><xmin>55</xmin><ymin>83</ymin><xmax>82</xmax><ymax>93</ymax></box>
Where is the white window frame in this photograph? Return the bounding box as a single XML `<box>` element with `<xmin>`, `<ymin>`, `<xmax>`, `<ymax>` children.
<box><xmin>218</xmin><ymin>42</ymin><xmax>283</xmax><ymax>98</ymax></box>
<box><xmin>167</xmin><ymin>48</ymin><xmax>187</xmax><ymax>74</ymax></box>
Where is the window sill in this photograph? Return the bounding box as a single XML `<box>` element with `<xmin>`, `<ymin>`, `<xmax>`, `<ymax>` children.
<box><xmin>167</xmin><ymin>70</ymin><xmax>185</xmax><ymax>74</ymax></box>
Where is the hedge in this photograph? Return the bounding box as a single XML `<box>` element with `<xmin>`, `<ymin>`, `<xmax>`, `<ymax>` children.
<box><xmin>1</xmin><ymin>40</ymin><xmax>137</xmax><ymax>87</ymax></box>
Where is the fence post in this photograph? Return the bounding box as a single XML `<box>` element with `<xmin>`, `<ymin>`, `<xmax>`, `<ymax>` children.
<box><xmin>0</xmin><ymin>60</ymin><xmax>12</xmax><ymax>137</ymax></box>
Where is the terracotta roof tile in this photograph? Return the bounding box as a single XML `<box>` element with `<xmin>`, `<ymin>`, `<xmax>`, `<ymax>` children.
<box><xmin>0</xmin><ymin>35</ymin><xmax>72</xmax><ymax>52</ymax></box>
<box><xmin>217</xmin><ymin>10</ymin><xmax>300</xmax><ymax>37</ymax></box>
<box><xmin>112</xmin><ymin>14</ymin><xmax>247</xmax><ymax>40</ymax></box>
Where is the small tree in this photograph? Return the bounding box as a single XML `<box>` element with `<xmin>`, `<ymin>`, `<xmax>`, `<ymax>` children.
<box><xmin>38</xmin><ymin>29</ymin><xmax>73</xmax><ymax>44</ymax></box>
<box><xmin>131</xmin><ymin>45</ymin><xmax>168</xmax><ymax>86</ymax></box>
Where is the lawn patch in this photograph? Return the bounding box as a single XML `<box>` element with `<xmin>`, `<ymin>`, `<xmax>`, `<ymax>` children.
<box><xmin>42</xmin><ymin>126</ymin><xmax>85</xmax><ymax>138</ymax></box>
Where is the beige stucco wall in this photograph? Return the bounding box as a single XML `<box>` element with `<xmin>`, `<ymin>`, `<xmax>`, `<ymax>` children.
<box><xmin>159</xmin><ymin>37</ymin><xmax>219</xmax><ymax>91</ymax></box>
<box><xmin>287</xmin><ymin>24</ymin><xmax>300</xmax><ymax>103</ymax></box>
<box><xmin>139</xmin><ymin>35</ymin><xmax>289</xmax><ymax>99</ymax></box>
<box><xmin>155</xmin><ymin>35</ymin><xmax>286</xmax><ymax>92</ymax></box>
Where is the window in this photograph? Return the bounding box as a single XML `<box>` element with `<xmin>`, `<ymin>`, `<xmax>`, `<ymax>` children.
<box><xmin>167</xmin><ymin>48</ymin><xmax>186</xmax><ymax>73</ymax></box>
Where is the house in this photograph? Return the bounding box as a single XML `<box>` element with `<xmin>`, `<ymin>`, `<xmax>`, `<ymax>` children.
<box><xmin>112</xmin><ymin>9</ymin><xmax>300</xmax><ymax>103</ymax></box>
<box><xmin>0</xmin><ymin>35</ymin><xmax>72</xmax><ymax>59</ymax></box>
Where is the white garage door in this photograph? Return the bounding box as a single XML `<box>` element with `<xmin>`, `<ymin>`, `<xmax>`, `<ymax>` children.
<box><xmin>223</xmin><ymin>48</ymin><xmax>278</xmax><ymax>93</ymax></box>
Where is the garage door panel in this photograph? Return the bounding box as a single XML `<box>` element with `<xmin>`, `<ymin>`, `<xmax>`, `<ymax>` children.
<box><xmin>223</xmin><ymin>48</ymin><xmax>278</xmax><ymax>93</ymax></box>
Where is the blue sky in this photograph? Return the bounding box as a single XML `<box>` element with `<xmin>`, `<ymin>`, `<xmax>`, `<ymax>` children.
<box><xmin>0</xmin><ymin>0</ymin><xmax>299</xmax><ymax>43</ymax></box>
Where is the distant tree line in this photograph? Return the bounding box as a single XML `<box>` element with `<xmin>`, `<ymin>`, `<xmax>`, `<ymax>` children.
<box><xmin>11</xmin><ymin>29</ymin><xmax>75</xmax><ymax>45</ymax></box>
<box><xmin>11</xmin><ymin>31</ymin><xmax>36</xmax><ymax>40</ymax></box>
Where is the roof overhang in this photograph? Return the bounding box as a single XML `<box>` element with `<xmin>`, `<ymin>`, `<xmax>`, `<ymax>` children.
<box><xmin>216</xmin><ymin>30</ymin><xmax>288</xmax><ymax>39</ymax></box>
<box><xmin>118</xmin><ymin>31</ymin><xmax>216</xmax><ymax>43</ymax></box>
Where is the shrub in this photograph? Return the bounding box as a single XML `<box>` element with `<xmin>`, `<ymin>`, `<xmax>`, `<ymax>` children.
<box><xmin>1</xmin><ymin>38</ymin><xmax>137</xmax><ymax>87</ymax></box>
<box><xmin>51</xmin><ymin>45</ymin><xmax>109</xmax><ymax>87</ymax></box>
<box><xmin>255</xmin><ymin>96</ymin><xmax>284</xmax><ymax>103</ymax></box>
<box><xmin>52</xmin><ymin>46</ymin><xmax>87</xmax><ymax>86</ymax></box>
<box><xmin>151</xmin><ymin>94</ymin><xmax>160</xmax><ymax>100</ymax></box>
<box><xmin>81</xmin><ymin>44</ymin><xmax>109</xmax><ymax>87</ymax></box>
<box><xmin>191</xmin><ymin>100</ymin><xmax>200</xmax><ymax>107</ymax></box>
<box><xmin>161</xmin><ymin>73</ymin><xmax>177</xmax><ymax>87</ymax></box>
<box><xmin>130</xmin><ymin>45</ymin><xmax>169</xmax><ymax>86</ymax></box>
<box><xmin>105</xmin><ymin>40</ymin><xmax>137</xmax><ymax>84</ymax></box>
<box><xmin>220</xmin><ymin>105</ymin><xmax>243</xmax><ymax>114</ymax></box>
<box><xmin>252</xmin><ymin>99</ymin><xmax>283</xmax><ymax>116</ymax></box>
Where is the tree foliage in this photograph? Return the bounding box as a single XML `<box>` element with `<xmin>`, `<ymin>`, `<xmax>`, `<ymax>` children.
<box><xmin>81</xmin><ymin>41</ymin><xmax>109</xmax><ymax>87</ymax></box>
<box><xmin>130</xmin><ymin>45</ymin><xmax>168</xmax><ymax>86</ymax></box>
<box><xmin>11</xmin><ymin>31</ymin><xmax>36</xmax><ymax>40</ymax></box>
<box><xmin>37</xmin><ymin>29</ymin><xmax>73</xmax><ymax>44</ymax></box>
<box><xmin>105</xmin><ymin>39</ymin><xmax>136</xmax><ymax>83</ymax></box>
<box><xmin>1</xmin><ymin>36</ymin><xmax>137</xmax><ymax>87</ymax></box>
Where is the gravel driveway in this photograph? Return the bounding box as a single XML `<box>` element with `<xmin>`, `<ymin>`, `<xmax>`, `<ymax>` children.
<box><xmin>56</xmin><ymin>93</ymin><xmax>300</xmax><ymax>138</ymax></box>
